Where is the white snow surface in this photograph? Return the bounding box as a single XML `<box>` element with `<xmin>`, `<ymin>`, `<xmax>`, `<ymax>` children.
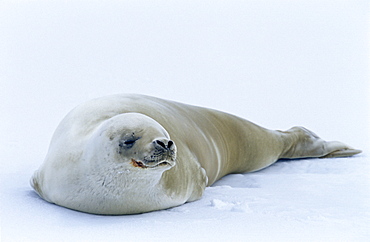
<box><xmin>1</xmin><ymin>1</ymin><xmax>369</xmax><ymax>241</ymax></box>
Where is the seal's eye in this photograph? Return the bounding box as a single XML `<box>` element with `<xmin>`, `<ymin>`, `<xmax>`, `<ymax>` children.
<box><xmin>124</xmin><ymin>139</ymin><xmax>136</xmax><ymax>147</ymax></box>
<box><xmin>119</xmin><ymin>137</ymin><xmax>141</xmax><ymax>149</ymax></box>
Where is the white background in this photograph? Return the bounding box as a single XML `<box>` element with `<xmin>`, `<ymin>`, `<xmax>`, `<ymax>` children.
<box><xmin>1</xmin><ymin>1</ymin><xmax>369</xmax><ymax>241</ymax></box>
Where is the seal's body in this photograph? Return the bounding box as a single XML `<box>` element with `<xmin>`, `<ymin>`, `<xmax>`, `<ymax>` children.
<box><xmin>31</xmin><ymin>94</ymin><xmax>361</xmax><ymax>214</ymax></box>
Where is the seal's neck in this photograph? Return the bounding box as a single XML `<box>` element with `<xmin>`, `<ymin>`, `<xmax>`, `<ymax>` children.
<box><xmin>82</xmin><ymin>164</ymin><xmax>178</xmax><ymax>214</ymax></box>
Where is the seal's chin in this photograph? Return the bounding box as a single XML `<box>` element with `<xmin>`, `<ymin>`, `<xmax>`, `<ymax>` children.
<box><xmin>130</xmin><ymin>158</ymin><xmax>175</xmax><ymax>169</ymax></box>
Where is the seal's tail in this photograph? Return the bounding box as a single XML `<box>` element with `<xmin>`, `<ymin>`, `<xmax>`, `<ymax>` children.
<box><xmin>279</xmin><ymin>126</ymin><xmax>362</xmax><ymax>159</ymax></box>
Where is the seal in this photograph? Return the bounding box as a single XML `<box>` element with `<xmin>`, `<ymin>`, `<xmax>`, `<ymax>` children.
<box><xmin>30</xmin><ymin>94</ymin><xmax>362</xmax><ymax>214</ymax></box>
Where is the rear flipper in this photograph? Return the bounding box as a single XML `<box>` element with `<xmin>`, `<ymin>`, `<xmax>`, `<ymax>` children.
<box><xmin>279</xmin><ymin>126</ymin><xmax>362</xmax><ymax>159</ymax></box>
<box><xmin>319</xmin><ymin>144</ymin><xmax>362</xmax><ymax>158</ymax></box>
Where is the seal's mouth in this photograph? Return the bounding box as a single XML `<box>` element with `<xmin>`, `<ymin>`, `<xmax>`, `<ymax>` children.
<box><xmin>130</xmin><ymin>158</ymin><xmax>174</xmax><ymax>169</ymax></box>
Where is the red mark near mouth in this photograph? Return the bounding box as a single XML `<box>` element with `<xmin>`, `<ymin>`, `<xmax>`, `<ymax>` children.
<box><xmin>131</xmin><ymin>159</ymin><xmax>147</xmax><ymax>168</ymax></box>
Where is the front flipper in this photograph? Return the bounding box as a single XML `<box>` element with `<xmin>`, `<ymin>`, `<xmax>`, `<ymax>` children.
<box><xmin>280</xmin><ymin>126</ymin><xmax>362</xmax><ymax>159</ymax></box>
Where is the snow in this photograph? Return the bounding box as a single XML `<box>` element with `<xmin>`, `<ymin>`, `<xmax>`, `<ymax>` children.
<box><xmin>1</xmin><ymin>0</ymin><xmax>369</xmax><ymax>241</ymax></box>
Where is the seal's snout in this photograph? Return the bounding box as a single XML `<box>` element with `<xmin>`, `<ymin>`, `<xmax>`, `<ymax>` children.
<box><xmin>145</xmin><ymin>138</ymin><xmax>177</xmax><ymax>166</ymax></box>
<box><xmin>134</xmin><ymin>139</ymin><xmax>177</xmax><ymax>169</ymax></box>
<box><xmin>153</xmin><ymin>139</ymin><xmax>174</xmax><ymax>150</ymax></box>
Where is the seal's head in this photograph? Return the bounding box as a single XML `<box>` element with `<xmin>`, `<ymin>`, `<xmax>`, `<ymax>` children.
<box><xmin>73</xmin><ymin>113</ymin><xmax>179</xmax><ymax>214</ymax></box>
<box><xmin>88</xmin><ymin>112</ymin><xmax>177</xmax><ymax>173</ymax></box>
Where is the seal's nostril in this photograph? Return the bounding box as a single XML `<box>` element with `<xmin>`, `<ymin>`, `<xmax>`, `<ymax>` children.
<box><xmin>155</xmin><ymin>140</ymin><xmax>166</xmax><ymax>149</ymax></box>
<box><xmin>154</xmin><ymin>139</ymin><xmax>174</xmax><ymax>149</ymax></box>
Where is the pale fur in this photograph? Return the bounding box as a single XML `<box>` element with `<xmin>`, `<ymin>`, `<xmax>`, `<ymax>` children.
<box><xmin>31</xmin><ymin>94</ymin><xmax>361</xmax><ymax>214</ymax></box>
